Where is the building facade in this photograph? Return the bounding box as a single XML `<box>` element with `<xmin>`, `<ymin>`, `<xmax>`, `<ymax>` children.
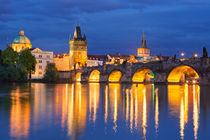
<box><xmin>69</xmin><ymin>26</ymin><xmax>87</xmax><ymax>70</ymax></box>
<box><xmin>11</xmin><ymin>30</ymin><xmax>32</xmax><ymax>53</ymax></box>
<box><xmin>54</xmin><ymin>53</ymin><xmax>70</xmax><ymax>71</ymax></box>
<box><xmin>30</xmin><ymin>48</ymin><xmax>54</xmax><ymax>79</ymax></box>
<box><xmin>87</xmin><ymin>55</ymin><xmax>106</xmax><ymax>67</ymax></box>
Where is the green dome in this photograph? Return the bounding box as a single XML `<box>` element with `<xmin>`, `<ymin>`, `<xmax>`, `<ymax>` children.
<box><xmin>12</xmin><ymin>30</ymin><xmax>31</xmax><ymax>44</ymax></box>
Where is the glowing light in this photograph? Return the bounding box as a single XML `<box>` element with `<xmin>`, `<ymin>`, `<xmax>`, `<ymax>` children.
<box><xmin>108</xmin><ymin>70</ymin><xmax>122</xmax><ymax>82</ymax></box>
<box><xmin>89</xmin><ymin>70</ymin><xmax>100</xmax><ymax>82</ymax></box>
<box><xmin>194</xmin><ymin>54</ymin><xmax>198</xmax><ymax>58</ymax></box>
<box><xmin>75</xmin><ymin>72</ymin><xmax>82</xmax><ymax>82</ymax></box>
<box><xmin>132</xmin><ymin>68</ymin><xmax>153</xmax><ymax>83</ymax></box>
<box><xmin>167</xmin><ymin>65</ymin><xmax>199</xmax><ymax>83</ymax></box>
<box><xmin>181</xmin><ymin>52</ymin><xmax>185</xmax><ymax>57</ymax></box>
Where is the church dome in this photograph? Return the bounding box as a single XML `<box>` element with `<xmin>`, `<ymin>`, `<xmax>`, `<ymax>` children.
<box><xmin>12</xmin><ymin>30</ymin><xmax>31</xmax><ymax>44</ymax></box>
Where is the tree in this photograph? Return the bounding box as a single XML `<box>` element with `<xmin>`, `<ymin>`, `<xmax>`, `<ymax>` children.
<box><xmin>2</xmin><ymin>47</ymin><xmax>18</xmax><ymax>66</ymax></box>
<box><xmin>19</xmin><ymin>49</ymin><xmax>36</xmax><ymax>80</ymax></box>
<box><xmin>43</xmin><ymin>63</ymin><xmax>59</xmax><ymax>82</ymax></box>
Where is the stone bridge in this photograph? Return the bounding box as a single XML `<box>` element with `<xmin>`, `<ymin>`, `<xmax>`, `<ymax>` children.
<box><xmin>59</xmin><ymin>58</ymin><xmax>210</xmax><ymax>84</ymax></box>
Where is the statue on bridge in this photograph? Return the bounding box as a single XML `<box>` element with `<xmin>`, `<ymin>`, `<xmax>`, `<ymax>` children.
<box><xmin>203</xmin><ymin>47</ymin><xmax>208</xmax><ymax>58</ymax></box>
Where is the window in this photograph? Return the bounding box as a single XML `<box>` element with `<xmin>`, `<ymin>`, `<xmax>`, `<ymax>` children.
<box><xmin>39</xmin><ymin>72</ymin><xmax>42</xmax><ymax>75</ymax></box>
<box><xmin>39</xmin><ymin>66</ymin><xmax>42</xmax><ymax>69</ymax></box>
<box><xmin>39</xmin><ymin>60</ymin><xmax>42</xmax><ymax>63</ymax></box>
<box><xmin>47</xmin><ymin>55</ymin><xmax>50</xmax><ymax>58</ymax></box>
<box><xmin>46</xmin><ymin>61</ymin><xmax>50</xmax><ymax>64</ymax></box>
<box><xmin>39</xmin><ymin>55</ymin><xmax>42</xmax><ymax>58</ymax></box>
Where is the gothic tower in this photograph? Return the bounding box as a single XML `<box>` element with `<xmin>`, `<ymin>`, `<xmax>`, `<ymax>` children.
<box><xmin>69</xmin><ymin>26</ymin><xmax>87</xmax><ymax>70</ymax></box>
<box><xmin>137</xmin><ymin>32</ymin><xmax>150</xmax><ymax>57</ymax></box>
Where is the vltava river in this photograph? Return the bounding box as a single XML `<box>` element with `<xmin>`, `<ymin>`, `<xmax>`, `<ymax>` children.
<box><xmin>0</xmin><ymin>83</ymin><xmax>209</xmax><ymax>140</ymax></box>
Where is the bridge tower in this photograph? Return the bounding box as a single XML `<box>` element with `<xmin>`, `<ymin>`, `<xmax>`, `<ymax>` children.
<box><xmin>69</xmin><ymin>26</ymin><xmax>87</xmax><ymax>70</ymax></box>
<box><xmin>137</xmin><ymin>32</ymin><xmax>150</xmax><ymax>58</ymax></box>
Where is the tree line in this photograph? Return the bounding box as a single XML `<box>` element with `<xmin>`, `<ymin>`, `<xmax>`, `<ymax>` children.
<box><xmin>0</xmin><ymin>46</ymin><xmax>58</xmax><ymax>82</ymax></box>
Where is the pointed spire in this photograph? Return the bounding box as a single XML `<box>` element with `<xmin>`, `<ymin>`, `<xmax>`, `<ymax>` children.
<box><xmin>73</xmin><ymin>26</ymin><xmax>82</xmax><ymax>40</ymax></box>
<box><xmin>83</xmin><ymin>33</ymin><xmax>86</xmax><ymax>40</ymax></box>
<box><xmin>140</xmin><ymin>31</ymin><xmax>147</xmax><ymax>48</ymax></box>
<box><xmin>69</xmin><ymin>33</ymin><xmax>71</xmax><ymax>41</ymax></box>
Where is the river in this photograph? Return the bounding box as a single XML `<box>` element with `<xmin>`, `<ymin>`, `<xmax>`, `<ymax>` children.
<box><xmin>0</xmin><ymin>83</ymin><xmax>209</xmax><ymax>140</ymax></box>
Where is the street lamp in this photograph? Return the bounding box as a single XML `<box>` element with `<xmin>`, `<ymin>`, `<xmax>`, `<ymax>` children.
<box><xmin>194</xmin><ymin>54</ymin><xmax>198</xmax><ymax>58</ymax></box>
<box><xmin>181</xmin><ymin>52</ymin><xmax>185</xmax><ymax>57</ymax></box>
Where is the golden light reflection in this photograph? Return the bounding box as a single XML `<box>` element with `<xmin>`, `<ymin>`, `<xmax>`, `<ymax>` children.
<box><xmin>168</xmin><ymin>84</ymin><xmax>200</xmax><ymax>140</ymax></box>
<box><xmin>167</xmin><ymin>65</ymin><xmax>199</xmax><ymax>83</ymax></box>
<box><xmin>125</xmin><ymin>84</ymin><xmax>152</xmax><ymax>138</ymax></box>
<box><xmin>54</xmin><ymin>83</ymin><xmax>87</xmax><ymax>139</ymax></box>
<box><xmin>155</xmin><ymin>88</ymin><xmax>159</xmax><ymax>133</ymax></box>
<box><xmin>193</xmin><ymin>85</ymin><xmax>200</xmax><ymax>140</ymax></box>
<box><xmin>10</xmin><ymin>87</ymin><xmax>30</xmax><ymax>139</ymax></box>
<box><xmin>105</xmin><ymin>85</ymin><xmax>108</xmax><ymax>123</ymax></box>
<box><xmin>89</xmin><ymin>70</ymin><xmax>100</xmax><ymax>82</ymax></box>
<box><xmin>132</xmin><ymin>68</ymin><xmax>153</xmax><ymax>83</ymax></box>
<box><xmin>108</xmin><ymin>83</ymin><xmax>121</xmax><ymax>132</ymax></box>
<box><xmin>108</xmin><ymin>70</ymin><xmax>122</xmax><ymax>82</ymax></box>
<box><xmin>89</xmin><ymin>83</ymin><xmax>100</xmax><ymax>123</ymax></box>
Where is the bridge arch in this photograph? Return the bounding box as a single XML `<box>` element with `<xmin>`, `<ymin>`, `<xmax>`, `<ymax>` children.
<box><xmin>132</xmin><ymin>67</ymin><xmax>154</xmax><ymax>83</ymax></box>
<box><xmin>108</xmin><ymin>70</ymin><xmax>122</xmax><ymax>82</ymax></box>
<box><xmin>75</xmin><ymin>72</ymin><xmax>82</xmax><ymax>82</ymax></box>
<box><xmin>167</xmin><ymin>65</ymin><xmax>199</xmax><ymax>83</ymax></box>
<box><xmin>89</xmin><ymin>70</ymin><xmax>100</xmax><ymax>82</ymax></box>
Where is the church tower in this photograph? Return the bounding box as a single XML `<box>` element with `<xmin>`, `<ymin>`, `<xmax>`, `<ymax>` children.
<box><xmin>137</xmin><ymin>32</ymin><xmax>150</xmax><ymax>57</ymax></box>
<box><xmin>69</xmin><ymin>26</ymin><xmax>87</xmax><ymax>70</ymax></box>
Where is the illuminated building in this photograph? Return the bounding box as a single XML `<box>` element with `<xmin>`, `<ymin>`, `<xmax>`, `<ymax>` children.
<box><xmin>30</xmin><ymin>48</ymin><xmax>54</xmax><ymax>79</ymax></box>
<box><xmin>87</xmin><ymin>55</ymin><xmax>105</xmax><ymax>67</ymax></box>
<box><xmin>11</xmin><ymin>30</ymin><xmax>32</xmax><ymax>53</ymax></box>
<box><xmin>69</xmin><ymin>26</ymin><xmax>87</xmax><ymax>70</ymax></box>
<box><xmin>137</xmin><ymin>32</ymin><xmax>151</xmax><ymax>62</ymax></box>
<box><xmin>54</xmin><ymin>53</ymin><xmax>71</xmax><ymax>71</ymax></box>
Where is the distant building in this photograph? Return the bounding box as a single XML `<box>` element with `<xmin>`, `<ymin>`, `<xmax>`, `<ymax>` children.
<box><xmin>54</xmin><ymin>53</ymin><xmax>70</xmax><ymax>71</ymax></box>
<box><xmin>137</xmin><ymin>32</ymin><xmax>151</xmax><ymax>62</ymax></box>
<box><xmin>30</xmin><ymin>48</ymin><xmax>54</xmax><ymax>79</ymax></box>
<box><xmin>11</xmin><ymin>30</ymin><xmax>32</xmax><ymax>53</ymax></box>
<box><xmin>69</xmin><ymin>26</ymin><xmax>87</xmax><ymax>70</ymax></box>
<box><xmin>87</xmin><ymin>55</ymin><xmax>106</xmax><ymax>67</ymax></box>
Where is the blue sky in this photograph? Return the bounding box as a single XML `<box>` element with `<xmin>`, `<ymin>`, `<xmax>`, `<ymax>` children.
<box><xmin>0</xmin><ymin>0</ymin><xmax>210</xmax><ymax>57</ymax></box>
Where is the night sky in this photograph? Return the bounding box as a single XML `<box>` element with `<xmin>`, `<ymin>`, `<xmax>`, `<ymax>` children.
<box><xmin>0</xmin><ymin>0</ymin><xmax>210</xmax><ymax>57</ymax></box>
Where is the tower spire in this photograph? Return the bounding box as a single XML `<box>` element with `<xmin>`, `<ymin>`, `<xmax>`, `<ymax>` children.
<box><xmin>140</xmin><ymin>31</ymin><xmax>147</xmax><ymax>48</ymax></box>
<box><xmin>73</xmin><ymin>26</ymin><xmax>82</xmax><ymax>40</ymax></box>
<box><xmin>69</xmin><ymin>33</ymin><xmax>71</xmax><ymax>41</ymax></box>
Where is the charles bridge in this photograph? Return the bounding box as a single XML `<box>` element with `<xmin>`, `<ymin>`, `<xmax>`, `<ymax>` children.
<box><xmin>58</xmin><ymin>57</ymin><xmax>210</xmax><ymax>85</ymax></box>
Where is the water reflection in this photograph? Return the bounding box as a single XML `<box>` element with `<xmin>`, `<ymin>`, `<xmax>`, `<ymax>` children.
<box><xmin>0</xmin><ymin>82</ymin><xmax>208</xmax><ymax>140</ymax></box>
<box><xmin>10</xmin><ymin>87</ymin><xmax>30</xmax><ymax>139</ymax></box>
<box><xmin>168</xmin><ymin>84</ymin><xmax>200</xmax><ymax>140</ymax></box>
<box><xmin>89</xmin><ymin>83</ymin><xmax>100</xmax><ymax>123</ymax></box>
<box><xmin>53</xmin><ymin>83</ymin><xmax>87</xmax><ymax>140</ymax></box>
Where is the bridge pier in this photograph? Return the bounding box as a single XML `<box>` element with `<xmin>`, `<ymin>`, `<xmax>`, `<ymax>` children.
<box><xmin>154</xmin><ymin>72</ymin><xmax>167</xmax><ymax>83</ymax></box>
